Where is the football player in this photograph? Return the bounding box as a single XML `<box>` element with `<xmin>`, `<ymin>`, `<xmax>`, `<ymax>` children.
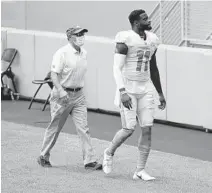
<box><xmin>103</xmin><ymin>9</ymin><xmax>166</xmax><ymax>180</ymax></box>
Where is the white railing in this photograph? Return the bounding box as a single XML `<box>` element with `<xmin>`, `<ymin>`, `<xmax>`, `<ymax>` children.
<box><xmin>149</xmin><ymin>1</ymin><xmax>161</xmax><ymax>40</ymax></box>
<box><xmin>162</xmin><ymin>1</ymin><xmax>181</xmax><ymax>45</ymax></box>
<box><xmin>149</xmin><ymin>0</ymin><xmax>212</xmax><ymax>47</ymax></box>
<box><xmin>149</xmin><ymin>0</ymin><xmax>181</xmax><ymax>45</ymax></box>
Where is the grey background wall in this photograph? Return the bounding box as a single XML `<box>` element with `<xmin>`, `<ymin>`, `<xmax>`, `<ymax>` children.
<box><xmin>1</xmin><ymin>1</ymin><xmax>157</xmax><ymax>37</ymax></box>
<box><xmin>2</xmin><ymin>27</ymin><xmax>212</xmax><ymax>129</ymax></box>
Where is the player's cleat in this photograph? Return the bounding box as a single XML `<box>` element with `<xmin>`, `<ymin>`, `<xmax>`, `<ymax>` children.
<box><xmin>103</xmin><ymin>148</ymin><xmax>113</xmax><ymax>174</ymax></box>
<box><xmin>133</xmin><ymin>170</ymin><xmax>155</xmax><ymax>181</ymax></box>
<box><xmin>37</xmin><ymin>156</ymin><xmax>52</xmax><ymax>167</ymax></box>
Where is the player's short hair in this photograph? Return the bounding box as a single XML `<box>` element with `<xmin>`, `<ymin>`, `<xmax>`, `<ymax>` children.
<box><xmin>128</xmin><ymin>9</ymin><xmax>146</xmax><ymax>25</ymax></box>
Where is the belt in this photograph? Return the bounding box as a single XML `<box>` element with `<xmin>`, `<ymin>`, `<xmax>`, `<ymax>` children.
<box><xmin>64</xmin><ymin>87</ymin><xmax>82</xmax><ymax>92</ymax></box>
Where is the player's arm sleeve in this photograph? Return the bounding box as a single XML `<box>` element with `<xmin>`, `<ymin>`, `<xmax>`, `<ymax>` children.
<box><xmin>113</xmin><ymin>32</ymin><xmax>128</xmax><ymax>91</ymax></box>
<box><xmin>51</xmin><ymin>50</ymin><xmax>64</xmax><ymax>74</ymax></box>
<box><xmin>114</xmin><ymin>51</ymin><xmax>126</xmax><ymax>90</ymax></box>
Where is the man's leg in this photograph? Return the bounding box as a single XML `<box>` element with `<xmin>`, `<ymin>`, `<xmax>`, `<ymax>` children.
<box><xmin>71</xmin><ymin>91</ymin><xmax>102</xmax><ymax>170</ymax></box>
<box><xmin>133</xmin><ymin>92</ymin><xmax>155</xmax><ymax>180</ymax></box>
<box><xmin>103</xmin><ymin>94</ymin><xmax>137</xmax><ymax>174</ymax></box>
<box><xmin>38</xmin><ymin>95</ymin><xmax>72</xmax><ymax>167</ymax></box>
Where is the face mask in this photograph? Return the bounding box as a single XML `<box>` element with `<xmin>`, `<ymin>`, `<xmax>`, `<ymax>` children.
<box><xmin>73</xmin><ymin>36</ymin><xmax>85</xmax><ymax>47</ymax></box>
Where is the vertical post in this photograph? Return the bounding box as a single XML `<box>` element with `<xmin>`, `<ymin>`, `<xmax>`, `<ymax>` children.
<box><xmin>25</xmin><ymin>1</ymin><xmax>27</xmax><ymax>30</ymax></box>
<box><xmin>184</xmin><ymin>0</ymin><xmax>188</xmax><ymax>46</ymax></box>
<box><xmin>159</xmin><ymin>0</ymin><xmax>163</xmax><ymax>43</ymax></box>
<box><xmin>181</xmin><ymin>0</ymin><xmax>184</xmax><ymax>43</ymax></box>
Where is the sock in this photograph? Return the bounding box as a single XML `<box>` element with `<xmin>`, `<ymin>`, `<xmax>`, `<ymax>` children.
<box><xmin>136</xmin><ymin>145</ymin><xmax>150</xmax><ymax>172</ymax></box>
<box><xmin>107</xmin><ymin>128</ymin><xmax>133</xmax><ymax>156</ymax></box>
<box><xmin>136</xmin><ymin>127</ymin><xmax>151</xmax><ymax>172</ymax></box>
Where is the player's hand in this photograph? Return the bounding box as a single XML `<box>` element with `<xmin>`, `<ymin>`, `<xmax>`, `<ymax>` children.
<box><xmin>121</xmin><ymin>93</ymin><xmax>132</xmax><ymax>110</ymax></box>
<box><xmin>158</xmin><ymin>93</ymin><xmax>166</xmax><ymax>110</ymax></box>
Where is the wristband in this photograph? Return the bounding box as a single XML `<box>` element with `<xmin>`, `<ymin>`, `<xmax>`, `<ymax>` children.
<box><xmin>119</xmin><ymin>88</ymin><xmax>127</xmax><ymax>95</ymax></box>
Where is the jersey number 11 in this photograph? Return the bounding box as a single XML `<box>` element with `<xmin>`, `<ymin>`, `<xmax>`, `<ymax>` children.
<box><xmin>136</xmin><ymin>50</ymin><xmax>151</xmax><ymax>72</ymax></box>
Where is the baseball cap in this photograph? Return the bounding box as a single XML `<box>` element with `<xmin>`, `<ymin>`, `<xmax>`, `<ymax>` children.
<box><xmin>66</xmin><ymin>26</ymin><xmax>88</xmax><ymax>38</ymax></box>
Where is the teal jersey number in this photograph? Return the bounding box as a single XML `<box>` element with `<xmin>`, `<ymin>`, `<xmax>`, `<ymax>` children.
<box><xmin>136</xmin><ymin>50</ymin><xmax>151</xmax><ymax>72</ymax></box>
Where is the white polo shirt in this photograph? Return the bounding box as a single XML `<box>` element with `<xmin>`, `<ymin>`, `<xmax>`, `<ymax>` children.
<box><xmin>51</xmin><ymin>43</ymin><xmax>87</xmax><ymax>88</ymax></box>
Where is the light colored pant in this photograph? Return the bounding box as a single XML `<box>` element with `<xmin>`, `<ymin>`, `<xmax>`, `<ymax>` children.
<box><xmin>120</xmin><ymin>91</ymin><xmax>155</xmax><ymax>130</ymax></box>
<box><xmin>40</xmin><ymin>88</ymin><xmax>96</xmax><ymax>165</ymax></box>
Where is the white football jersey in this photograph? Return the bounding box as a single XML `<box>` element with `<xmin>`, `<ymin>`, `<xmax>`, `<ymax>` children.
<box><xmin>114</xmin><ymin>30</ymin><xmax>159</xmax><ymax>107</ymax></box>
<box><xmin>115</xmin><ymin>30</ymin><xmax>159</xmax><ymax>82</ymax></box>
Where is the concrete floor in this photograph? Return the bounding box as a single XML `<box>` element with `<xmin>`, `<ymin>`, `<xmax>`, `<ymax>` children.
<box><xmin>1</xmin><ymin>100</ymin><xmax>212</xmax><ymax>162</ymax></box>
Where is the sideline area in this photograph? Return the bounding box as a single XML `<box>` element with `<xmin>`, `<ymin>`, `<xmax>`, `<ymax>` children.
<box><xmin>2</xmin><ymin>120</ymin><xmax>212</xmax><ymax>193</ymax></box>
<box><xmin>2</xmin><ymin>100</ymin><xmax>212</xmax><ymax>162</ymax></box>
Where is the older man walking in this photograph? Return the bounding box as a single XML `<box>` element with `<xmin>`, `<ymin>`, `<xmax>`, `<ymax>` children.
<box><xmin>37</xmin><ymin>26</ymin><xmax>102</xmax><ymax>170</ymax></box>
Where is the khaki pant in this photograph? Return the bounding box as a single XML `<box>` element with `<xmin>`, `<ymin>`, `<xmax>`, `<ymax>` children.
<box><xmin>40</xmin><ymin>88</ymin><xmax>96</xmax><ymax>165</ymax></box>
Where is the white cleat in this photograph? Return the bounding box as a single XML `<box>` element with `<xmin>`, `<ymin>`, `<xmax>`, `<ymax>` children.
<box><xmin>133</xmin><ymin>170</ymin><xmax>156</xmax><ymax>181</ymax></box>
<box><xmin>103</xmin><ymin>148</ymin><xmax>113</xmax><ymax>174</ymax></box>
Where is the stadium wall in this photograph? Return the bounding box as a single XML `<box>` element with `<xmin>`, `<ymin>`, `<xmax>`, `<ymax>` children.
<box><xmin>1</xmin><ymin>27</ymin><xmax>212</xmax><ymax>130</ymax></box>
<box><xmin>1</xmin><ymin>1</ymin><xmax>158</xmax><ymax>38</ymax></box>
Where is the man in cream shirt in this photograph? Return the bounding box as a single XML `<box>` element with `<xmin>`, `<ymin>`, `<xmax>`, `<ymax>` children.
<box><xmin>37</xmin><ymin>26</ymin><xmax>102</xmax><ymax>170</ymax></box>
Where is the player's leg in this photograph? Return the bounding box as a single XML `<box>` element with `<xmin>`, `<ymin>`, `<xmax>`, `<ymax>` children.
<box><xmin>71</xmin><ymin>91</ymin><xmax>102</xmax><ymax>170</ymax></box>
<box><xmin>133</xmin><ymin>91</ymin><xmax>155</xmax><ymax>180</ymax></box>
<box><xmin>38</xmin><ymin>92</ymin><xmax>72</xmax><ymax>167</ymax></box>
<box><xmin>103</xmin><ymin>94</ymin><xmax>137</xmax><ymax>174</ymax></box>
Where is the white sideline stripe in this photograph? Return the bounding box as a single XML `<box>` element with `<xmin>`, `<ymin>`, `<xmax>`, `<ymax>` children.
<box><xmin>1</xmin><ymin>27</ymin><xmax>115</xmax><ymax>44</ymax></box>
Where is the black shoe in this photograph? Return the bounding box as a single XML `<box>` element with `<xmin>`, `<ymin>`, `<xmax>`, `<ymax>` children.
<box><xmin>37</xmin><ymin>156</ymin><xmax>52</xmax><ymax>167</ymax></box>
<box><xmin>84</xmin><ymin>161</ymin><xmax>102</xmax><ymax>170</ymax></box>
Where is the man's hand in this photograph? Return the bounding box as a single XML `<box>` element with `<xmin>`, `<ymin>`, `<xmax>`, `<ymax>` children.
<box><xmin>59</xmin><ymin>89</ymin><xmax>69</xmax><ymax>104</ymax></box>
<box><xmin>121</xmin><ymin>93</ymin><xmax>132</xmax><ymax>110</ymax></box>
<box><xmin>158</xmin><ymin>93</ymin><xmax>166</xmax><ymax>110</ymax></box>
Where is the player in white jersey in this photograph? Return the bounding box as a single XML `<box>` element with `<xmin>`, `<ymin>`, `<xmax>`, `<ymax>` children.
<box><xmin>103</xmin><ymin>9</ymin><xmax>166</xmax><ymax>180</ymax></box>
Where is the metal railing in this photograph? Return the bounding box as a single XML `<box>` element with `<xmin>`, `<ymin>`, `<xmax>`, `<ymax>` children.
<box><xmin>149</xmin><ymin>0</ymin><xmax>181</xmax><ymax>45</ymax></box>
<box><xmin>149</xmin><ymin>1</ymin><xmax>161</xmax><ymax>40</ymax></box>
<box><xmin>149</xmin><ymin>0</ymin><xmax>212</xmax><ymax>47</ymax></box>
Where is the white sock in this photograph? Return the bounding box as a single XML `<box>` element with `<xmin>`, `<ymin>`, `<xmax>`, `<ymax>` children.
<box><xmin>107</xmin><ymin>128</ymin><xmax>133</xmax><ymax>156</ymax></box>
<box><xmin>136</xmin><ymin>145</ymin><xmax>150</xmax><ymax>171</ymax></box>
